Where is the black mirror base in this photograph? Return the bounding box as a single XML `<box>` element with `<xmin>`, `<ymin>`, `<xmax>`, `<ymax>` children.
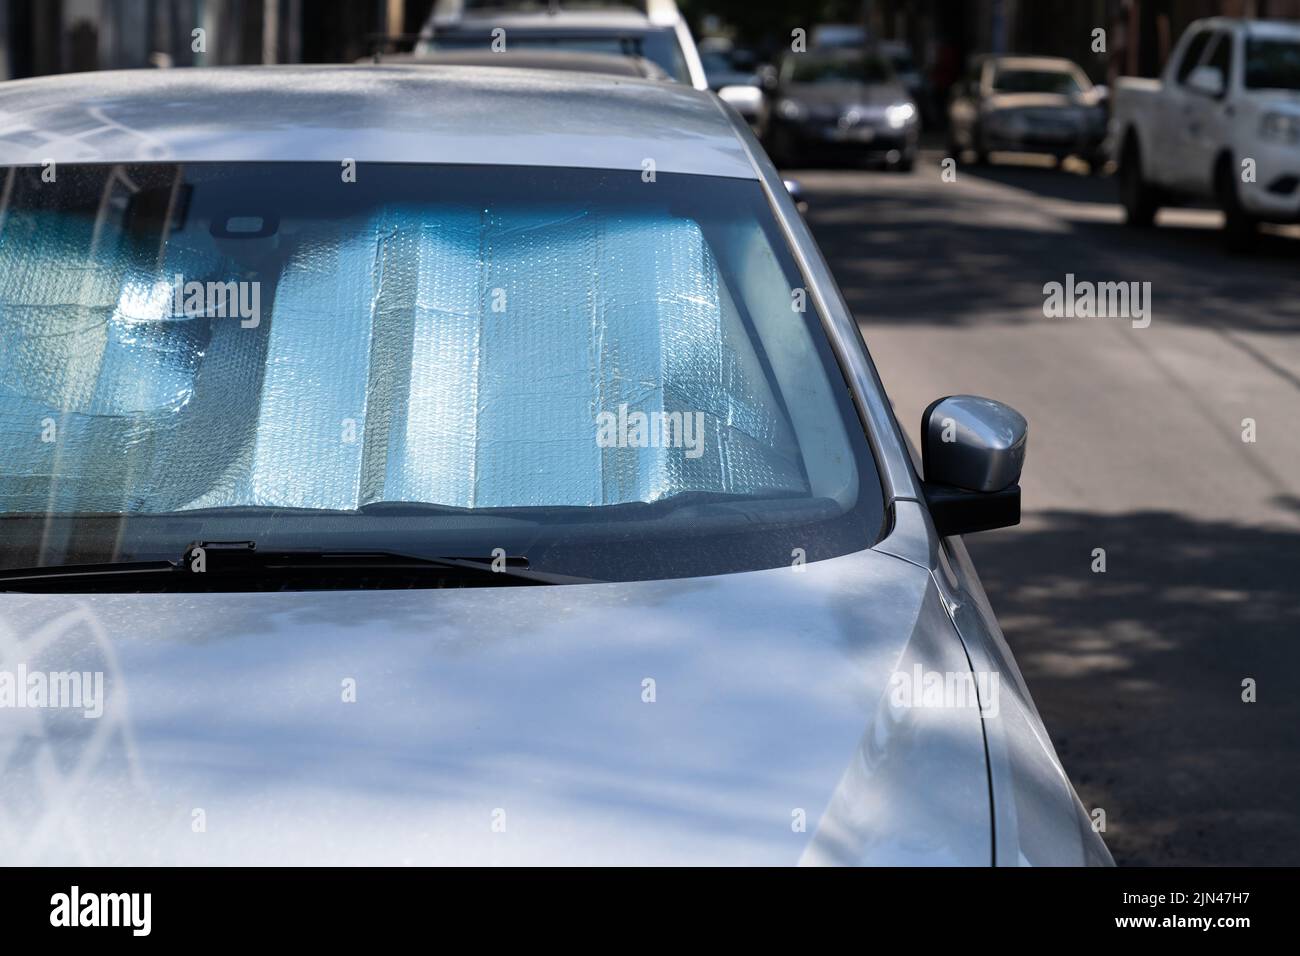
<box><xmin>923</xmin><ymin>482</ymin><xmax>1021</xmax><ymax>537</ymax></box>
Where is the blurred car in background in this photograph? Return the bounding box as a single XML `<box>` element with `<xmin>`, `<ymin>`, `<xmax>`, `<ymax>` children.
<box><xmin>879</xmin><ymin>40</ymin><xmax>924</xmax><ymax>101</ymax></box>
<box><xmin>365</xmin><ymin>47</ymin><xmax>670</xmax><ymax>79</ymax></box>
<box><xmin>948</xmin><ymin>54</ymin><xmax>1108</xmax><ymax>172</ymax></box>
<box><xmin>1111</xmin><ymin>17</ymin><xmax>1300</xmax><ymax>252</ymax></box>
<box><xmin>699</xmin><ymin>36</ymin><xmax>769</xmax><ymax>133</ymax></box>
<box><xmin>416</xmin><ymin>0</ymin><xmax>707</xmax><ymax>89</ymax></box>
<box><xmin>880</xmin><ymin>38</ymin><xmax>933</xmax><ymax>126</ymax></box>
<box><xmin>698</xmin><ymin>36</ymin><xmax>754</xmax><ymax>88</ymax></box>
<box><xmin>767</xmin><ymin>47</ymin><xmax>919</xmax><ymax>171</ymax></box>
<box><xmin>811</xmin><ymin>23</ymin><xmax>869</xmax><ymax>50</ymax></box>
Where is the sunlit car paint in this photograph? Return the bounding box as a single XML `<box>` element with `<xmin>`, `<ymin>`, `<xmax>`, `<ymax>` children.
<box><xmin>0</xmin><ymin>66</ymin><xmax>1112</xmax><ymax>866</ymax></box>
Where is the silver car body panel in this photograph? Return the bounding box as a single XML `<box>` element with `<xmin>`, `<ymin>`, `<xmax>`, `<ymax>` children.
<box><xmin>0</xmin><ymin>67</ymin><xmax>743</xmax><ymax>174</ymax></box>
<box><xmin>0</xmin><ymin>67</ymin><xmax>1111</xmax><ymax>865</ymax></box>
<box><xmin>0</xmin><ymin>541</ymin><xmax>993</xmax><ymax>866</ymax></box>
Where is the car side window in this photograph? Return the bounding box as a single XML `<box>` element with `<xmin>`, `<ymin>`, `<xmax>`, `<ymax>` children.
<box><xmin>1175</xmin><ymin>29</ymin><xmax>1213</xmax><ymax>85</ymax></box>
<box><xmin>1203</xmin><ymin>31</ymin><xmax>1234</xmax><ymax>88</ymax></box>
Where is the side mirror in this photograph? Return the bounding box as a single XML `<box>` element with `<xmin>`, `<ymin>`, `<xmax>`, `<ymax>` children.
<box><xmin>921</xmin><ymin>395</ymin><xmax>1026</xmax><ymax>536</ymax></box>
<box><xmin>1187</xmin><ymin>65</ymin><xmax>1225</xmax><ymax>98</ymax></box>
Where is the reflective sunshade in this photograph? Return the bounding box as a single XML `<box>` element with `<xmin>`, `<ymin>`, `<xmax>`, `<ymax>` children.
<box><xmin>0</xmin><ymin>164</ymin><xmax>883</xmax><ymax>582</ymax></box>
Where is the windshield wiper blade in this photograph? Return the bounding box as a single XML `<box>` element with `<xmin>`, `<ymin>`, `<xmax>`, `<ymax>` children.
<box><xmin>0</xmin><ymin>559</ymin><xmax>180</xmax><ymax>586</ymax></box>
<box><xmin>0</xmin><ymin>541</ymin><xmax>593</xmax><ymax>591</ymax></box>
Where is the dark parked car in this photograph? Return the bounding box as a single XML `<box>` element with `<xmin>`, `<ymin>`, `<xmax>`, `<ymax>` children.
<box><xmin>767</xmin><ymin>48</ymin><xmax>919</xmax><ymax>170</ymax></box>
<box><xmin>948</xmin><ymin>54</ymin><xmax>1108</xmax><ymax>171</ymax></box>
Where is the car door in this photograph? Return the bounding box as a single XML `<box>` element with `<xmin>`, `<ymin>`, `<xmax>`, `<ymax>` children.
<box><xmin>1180</xmin><ymin>29</ymin><xmax>1236</xmax><ymax>194</ymax></box>
<box><xmin>1157</xmin><ymin>26</ymin><xmax>1214</xmax><ymax>188</ymax></box>
<box><xmin>1164</xmin><ymin>26</ymin><xmax>1222</xmax><ymax>189</ymax></box>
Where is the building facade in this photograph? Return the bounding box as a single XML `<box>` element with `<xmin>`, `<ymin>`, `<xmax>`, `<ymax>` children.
<box><xmin>0</xmin><ymin>0</ymin><xmax>433</xmax><ymax>79</ymax></box>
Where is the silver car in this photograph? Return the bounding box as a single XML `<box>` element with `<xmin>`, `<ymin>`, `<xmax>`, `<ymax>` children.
<box><xmin>948</xmin><ymin>54</ymin><xmax>1109</xmax><ymax>172</ymax></box>
<box><xmin>0</xmin><ymin>64</ymin><xmax>1111</xmax><ymax>866</ymax></box>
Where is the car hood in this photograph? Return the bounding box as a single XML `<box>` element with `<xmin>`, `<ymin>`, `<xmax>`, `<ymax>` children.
<box><xmin>0</xmin><ymin>546</ymin><xmax>992</xmax><ymax>865</ymax></box>
<box><xmin>1250</xmin><ymin>90</ymin><xmax>1300</xmax><ymax>114</ymax></box>
<box><xmin>986</xmin><ymin>92</ymin><xmax>1085</xmax><ymax>113</ymax></box>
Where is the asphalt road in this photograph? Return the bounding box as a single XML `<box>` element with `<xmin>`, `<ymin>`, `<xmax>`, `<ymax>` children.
<box><xmin>797</xmin><ymin>150</ymin><xmax>1300</xmax><ymax>866</ymax></box>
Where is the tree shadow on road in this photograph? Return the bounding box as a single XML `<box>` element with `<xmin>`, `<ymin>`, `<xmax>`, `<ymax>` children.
<box><xmin>964</xmin><ymin>508</ymin><xmax>1300</xmax><ymax>865</ymax></box>
<box><xmin>804</xmin><ymin>160</ymin><xmax>1300</xmax><ymax>333</ymax></box>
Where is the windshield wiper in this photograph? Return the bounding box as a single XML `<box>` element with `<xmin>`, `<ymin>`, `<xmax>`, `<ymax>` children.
<box><xmin>0</xmin><ymin>541</ymin><xmax>593</xmax><ymax>592</ymax></box>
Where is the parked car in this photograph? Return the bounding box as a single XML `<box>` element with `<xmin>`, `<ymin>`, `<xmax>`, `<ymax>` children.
<box><xmin>948</xmin><ymin>54</ymin><xmax>1108</xmax><ymax>171</ymax></box>
<box><xmin>0</xmin><ymin>63</ymin><xmax>1110</xmax><ymax>866</ymax></box>
<box><xmin>879</xmin><ymin>40</ymin><xmax>926</xmax><ymax>103</ymax></box>
<box><xmin>415</xmin><ymin>0</ymin><xmax>708</xmax><ymax>89</ymax></box>
<box><xmin>881</xmin><ymin>39</ymin><xmax>935</xmax><ymax>126</ymax></box>
<box><xmin>698</xmin><ymin>37</ymin><xmax>768</xmax><ymax>133</ymax></box>
<box><xmin>811</xmin><ymin>23</ymin><xmax>869</xmax><ymax>50</ymax></box>
<box><xmin>1110</xmin><ymin>17</ymin><xmax>1300</xmax><ymax>251</ymax></box>
<box><xmin>362</xmin><ymin>47</ymin><xmax>671</xmax><ymax>79</ymax></box>
<box><xmin>768</xmin><ymin>48</ymin><xmax>920</xmax><ymax>170</ymax></box>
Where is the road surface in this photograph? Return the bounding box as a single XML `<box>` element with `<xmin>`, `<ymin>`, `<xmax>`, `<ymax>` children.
<box><xmin>799</xmin><ymin>151</ymin><xmax>1300</xmax><ymax>865</ymax></box>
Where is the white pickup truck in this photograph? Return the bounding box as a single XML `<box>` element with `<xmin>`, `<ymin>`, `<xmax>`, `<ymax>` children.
<box><xmin>1110</xmin><ymin>17</ymin><xmax>1300</xmax><ymax>250</ymax></box>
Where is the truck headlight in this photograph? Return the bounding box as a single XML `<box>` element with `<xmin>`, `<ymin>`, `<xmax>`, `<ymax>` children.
<box><xmin>886</xmin><ymin>102</ymin><xmax>916</xmax><ymax>128</ymax></box>
<box><xmin>1261</xmin><ymin>112</ymin><xmax>1300</xmax><ymax>144</ymax></box>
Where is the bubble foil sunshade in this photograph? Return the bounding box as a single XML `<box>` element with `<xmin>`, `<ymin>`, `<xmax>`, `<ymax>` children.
<box><xmin>0</xmin><ymin>206</ymin><xmax>808</xmax><ymax>513</ymax></box>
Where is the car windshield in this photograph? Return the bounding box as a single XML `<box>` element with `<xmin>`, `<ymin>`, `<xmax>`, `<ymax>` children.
<box><xmin>992</xmin><ymin>67</ymin><xmax>1084</xmax><ymax>95</ymax></box>
<box><xmin>1245</xmin><ymin>37</ymin><xmax>1300</xmax><ymax>90</ymax></box>
<box><xmin>787</xmin><ymin>53</ymin><xmax>893</xmax><ymax>85</ymax></box>
<box><xmin>421</xmin><ymin>28</ymin><xmax>690</xmax><ymax>83</ymax></box>
<box><xmin>0</xmin><ymin>162</ymin><xmax>884</xmax><ymax>585</ymax></box>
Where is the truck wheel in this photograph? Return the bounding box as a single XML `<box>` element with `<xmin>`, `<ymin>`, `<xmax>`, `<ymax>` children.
<box><xmin>1217</xmin><ymin>160</ymin><xmax>1259</xmax><ymax>255</ymax></box>
<box><xmin>1120</xmin><ymin>140</ymin><xmax>1159</xmax><ymax>227</ymax></box>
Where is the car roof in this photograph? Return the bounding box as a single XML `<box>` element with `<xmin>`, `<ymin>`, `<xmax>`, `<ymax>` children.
<box><xmin>0</xmin><ymin>64</ymin><xmax>754</xmax><ymax>178</ymax></box>
<box><xmin>983</xmin><ymin>55</ymin><xmax>1082</xmax><ymax>72</ymax></box>
<box><xmin>1235</xmin><ymin>17</ymin><xmax>1300</xmax><ymax>39</ymax></box>
<box><xmin>372</xmin><ymin>48</ymin><xmax>670</xmax><ymax>79</ymax></box>
<box><xmin>786</xmin><ymin>46</ymin><xmax>888</xmax><ymax>63</ymax></box>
